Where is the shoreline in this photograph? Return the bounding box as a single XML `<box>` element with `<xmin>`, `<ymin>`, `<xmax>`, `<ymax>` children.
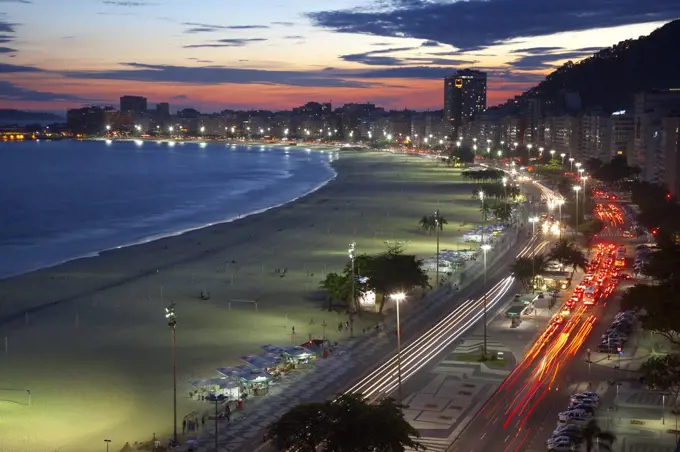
<box><xmin>0</xmin><ymin>151</ymin><xmax>482</xmax><ymax>452</ymax></box>
<box><xmin>0</xmin><ymin>143</ymin><xmax>339</xmax><ymax>282</ymax></box>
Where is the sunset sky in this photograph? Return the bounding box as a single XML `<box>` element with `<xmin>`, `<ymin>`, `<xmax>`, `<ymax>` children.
<box><xmin>1</xmin><ymin>0</ymin><xmax>679</xmax><ymax>113</ymax></box>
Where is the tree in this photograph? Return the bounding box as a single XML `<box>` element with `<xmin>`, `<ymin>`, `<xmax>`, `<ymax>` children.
<box><xmin>347</xmin><ymin>246</ymin><xmax>430</xmax><ymax>312</ymax></box>
<box><xmin>639</xmin><ymin>354</ymin><xmax>680</xmax><ymax>403</ymax></box>
<box><xmin>577</xmin><ymin>419</ymin><xmax>616</xmax><ymax>452</ymax></box>
<box><xmin>267</xmin><ymin>393</ymin><xmax>425</xmax><ymax>452</ymax></box>
<box><xmin>578</xmin><ymin>219</ymin><xmax>605</xmax><ymax>247</ymax></box>
<box><xmin>491</xmin><ymin>201</ymin><xmax>513</xmax><ymax>224</ymax></box>
<box><xmin>418</xmin><ymin>213</ymin><xmax>447</xmax><ymax>235</ymax></box>
<box><xmin>267</xmin><ymin>402</ymin><xmax>331</xmax><ymax>451</ymax></box>
<box><xmin>549</xmin><ymin>239</ymin><xmax>588</xmax><ymax>273</ymax></box>
<box><xmin>621</xmin><ymin>283</ymin><xmax>680</xmax><ymax>346</ymax></box>
<box><xmin>319</xmin><ymin>272</ymin><xmax>352</xmax><ymax>311</ymax></box>
<box><xmin>511</xmin><ymin>257</ymin><xmax>534</xmax><ymax>291</ymax></box>
<box><xmin>510</xmin><ymin>255</ymin><xmax>546</xmax><ymax>292</ymax></box>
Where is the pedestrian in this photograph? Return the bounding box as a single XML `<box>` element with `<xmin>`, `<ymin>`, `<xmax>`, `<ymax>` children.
<box><xmin>182</xmin><ymin>419</ymin><xmax>186</xmax><ymax>434</ymax></box>
<box><xmin>226</xmin><ymin>403</ymin><xmax>231</xmax><ymax>422</ymax></box>
<box><xmin>201</xmin><ymin>414</ymin><xmax>206</xmax><ymax>429</ymax></box>
<box><xmin>338</xmin><ymin>322</ymin><xmax>343</xmax><ymax>332</ymax></box>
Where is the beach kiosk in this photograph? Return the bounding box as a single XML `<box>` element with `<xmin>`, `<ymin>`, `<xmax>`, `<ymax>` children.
<box><xmin>188</xmin><ymin>377</ymin><xmax>240</xmax><ymax>401</ymax></box>
<box><xmin>217</xmin><ymin>365</ymin><xmax>271</xmax><ymax>397</ymax></box>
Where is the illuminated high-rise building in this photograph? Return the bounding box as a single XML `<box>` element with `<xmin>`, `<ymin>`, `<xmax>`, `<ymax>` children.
<box><xmin>444</xmin><ymin>69</ymin><xmax>487</xmax><ymax>138</ymax></box>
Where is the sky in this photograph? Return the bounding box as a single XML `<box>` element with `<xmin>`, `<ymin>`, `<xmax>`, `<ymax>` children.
<box><xmin>1</xmin><ymin>0</ymin><xmax>679</xmax><ymax>113</ymax></box>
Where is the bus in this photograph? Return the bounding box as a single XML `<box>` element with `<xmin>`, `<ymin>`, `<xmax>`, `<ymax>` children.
<box><xmin>583</xmin><ymin>286</ymin><xmax>599</xmax><ymax>305</ymax></box>
<box><xmin>615</xmin><ymin>246</ymin><xmax>626</xmax><ymax>267</ymax></box>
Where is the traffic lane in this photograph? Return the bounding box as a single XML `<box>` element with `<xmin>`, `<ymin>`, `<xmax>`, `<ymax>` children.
<box><xmin>243</xmin><ymin>237</ymin><xmax>538</xmax><ymax>452</ymax></box>
<box><xmin>498</xmin><ymin>277</ymin><xmax>631</xmax><ymax>451</ymax></box>
<box><xmin>451</xmin><ymin>312</ymin><xmax>593</xmax><ymax>452</ymax></box>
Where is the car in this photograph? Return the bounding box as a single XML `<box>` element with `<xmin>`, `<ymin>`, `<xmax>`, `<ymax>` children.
<box><xmin>579</xmin><ymin>391</ymin><xmax>600</xmax><ymax>400</ymax></box>
<box><xmin>570</xmin><ymin>395</ymin><xmax>599</xmax><ymax>406</ymax></box>
<box><xmin>558</xmin><ymin>410</ymin><xmax>593</xmax><ymax>422</ymax></box>
<box><xmin>547</xmin><ymin>437</ymin><xmax>575</xmax><ymax>448</ymax></box>
<box><xmin>568</xmin><ymin>404</ymin><xmax>595</xmax><ymax>414</ymax></box>
<box><xmin>538</xmin><ymin>292</ymin><xmax>545</xmax><ymax>299</ymax></box>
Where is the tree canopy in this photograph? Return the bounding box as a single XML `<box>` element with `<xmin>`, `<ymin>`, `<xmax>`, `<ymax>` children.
<box><xmin>578</xmin><ymin>419</ymin><xmax>616</xmax><ymax>452</ymax></box>
<box><xmin>549</xmin><ymin>239</ymin><xmax>588</xmax><ymax>272</ymax></box>
<box><xmin>578</xmin><ymin>219</ymin><xmax>605</xmax><ymax>247</ymax></box>
<box><xmin>511</xmin><ymin>255</ymin><xmax>547</xmax><ymax>291</ymax></box>
<box><xmin>461</xmin><ymin>169</ymin><xmax>504</xmax><ymax>182</ymax></box>
<box><xmin>266</xmin><ymin>393</ymin><xmax>425</xmax><ymax>452</ymax></box>
<box><xmin>418</xmin><ymin>213</ymin><xmax>448</xmax><ymax>235</ymax></box>
<box><xmin>639</xmin><ymin>354</ymin><xmax>680</xmax><ymax>400</ymax></box>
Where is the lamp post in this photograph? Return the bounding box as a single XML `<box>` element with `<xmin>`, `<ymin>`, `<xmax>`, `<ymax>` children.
<box><xmin>569</xmin><ymin>157</ymin><xmax>574</xmax><ymax>172</ymax></box>
<box><xmin>529</xmin><ymin>216</ymin><xmax>539</xmax><ymax>236</ymax></box>
<box><xmin>581</xmin><ymin>175</ymin><xmax>588</xmax><ymax>213</ymax></box>
<box><xmin>206</xmin><ymin>393</ymin><xmax>227</xmax><ymax>452</ymax></box>
<box><xmin>104</xmin><ymin>439</ymin><xmax>111</xmax><ymax>452</ymax></box>
<box><xmin>390</xmin><ymin>292</ymin><xmax>406</xmax><ymax>407</ymax></box>
<box><xmin>348</xmin><ymin>242</ymin><xmax>356</xmax><ymax>337</ymax></box>
<box><xmin>502</xmin><ymin>177</ymin><xmax>508</xmax><ymax>199</ymax></box>
<box><xmin>434</xmin><ymin>210</ymin><xmax>441</xmax><ymax>288</ymax></box>
<box><xmin>550</xmin><ymin>150</ymin><xmax>555</xmax><ymax>161</ymax></box>
<box><xmin>573</xmin><ymin>185</ymin><xmax>582</xmax><ymax>237</ymax></box>
<box><xmin>479</xmin><ymin>191</ymin><xmax>486</xmax><ymax>247</ymax></box>
<box><xmin>481</xmin><ymin>244</ymin><xmax>491</xmax><ymax>360</ymax></box>
<box><xmin>557</xmin><ymin>199</ymin><xmax>565</xmax><ymax>237</ymax></box>
<box><xmin>560</xmin><ymin>153</ymin><xmax>566</xmax><ymax>166</ymax></box>
<box><xmin>165</xmin><ymin>303</ymin><xmax>178</xmax><ymax>446</ymax></box>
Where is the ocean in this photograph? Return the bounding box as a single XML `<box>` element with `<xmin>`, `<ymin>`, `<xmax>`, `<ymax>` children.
<box><xmin>0</xmin><ymin>139</ymin><xmax>337</xmax><ymax>279</ymax></box>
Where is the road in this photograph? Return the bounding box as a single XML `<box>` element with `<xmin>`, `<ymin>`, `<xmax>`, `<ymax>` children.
<box><xmin>449</xmin><ymin>202</ymin><xmax>633</xmax><ymax>452</ymax></box>
<box><xmin>243</xmin><ymin>183</ymin><xmax>553</xmax><ymax>452</ymax></box>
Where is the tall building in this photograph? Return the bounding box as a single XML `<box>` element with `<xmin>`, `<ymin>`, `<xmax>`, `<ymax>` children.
<box><xmin>443</xmin><ymin>69</ymin><xmax>487</xmax><ymax>138</ymax></box>
<box><xmin>156</xmin><ymin>102</ymin><xmax>170</xmax><ymax>119</ymax></box>
<box><xmin>67</xmin><ymin>106</ymin><xmax>105</xmax><ymax>134</ymax></box>
<box><xmin>120</xmin><ymin>95</ymin><xmax>148</xmax><ymax>116</ymax></box>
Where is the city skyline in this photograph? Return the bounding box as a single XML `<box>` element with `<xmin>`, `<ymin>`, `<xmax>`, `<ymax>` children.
<box><xmin>1</xmin><ymin>0</ymin><xmax>679</xmax><ymax>112</ymax></box>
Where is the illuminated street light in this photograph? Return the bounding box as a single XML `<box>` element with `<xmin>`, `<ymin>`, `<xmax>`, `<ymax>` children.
<box><xmin>165</xmin><ymin>303</ymin><xmax>178</xmax><ymax>446</ymax></box>
<box><xmin>529</xmin><ymin>216</ymin><xmax>539</xmax><ymax>236</ymax></box>
<box><xmin>569</xmin><ymin>157</ymin><xmax>575</xmax><ymax>172</ymax></box>
<box><xmin>560</xmin><ymin>153</ymin><xmax>566</xmax><ymax>166</ymax></box>
<box><xmin>481</xmin><ymin>243</ymin><xmax>492</xmax><ymax>360</ymax></box>
<box><xmin>390</xmin><ymin>292</ymin><xmax>407</xmax><ymax>406</ymax></box>
<box><xmin>573</xmin><ymin>185</ymin><xmax>582</xmax><ymax>236</ymax></box>
<box><xmin>348</xmin><ymin>242</ymin><xmax>356</xmax><ymax>337</ymax></box>
<box><xmin>550</xmin><ymin>149</ymin><xmax>555</xmax><ymax>158</ymax></box>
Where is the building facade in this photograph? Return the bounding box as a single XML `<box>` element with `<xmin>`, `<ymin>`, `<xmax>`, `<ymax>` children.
<box><xmin>443</xmin><ymin>69</ymin><xmax>487</xmax><ymax>139</ymax></box>
<box><xmin>119</xmin><ymin>96</ymin><xmax>148</xmax><ymax>116</ymax></box>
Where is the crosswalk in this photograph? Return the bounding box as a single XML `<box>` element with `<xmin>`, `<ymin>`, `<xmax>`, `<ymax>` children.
<box><xmin>412</xmin><ymin>435</ymin><xmax>452</xmax><ymax>452</ymax></box>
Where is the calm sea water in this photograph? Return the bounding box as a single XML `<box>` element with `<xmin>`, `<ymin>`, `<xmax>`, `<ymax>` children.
<box><xmin>0</xmin><ymin>140</ymin><xmax>337</xmax><ymax>279</ymax></box>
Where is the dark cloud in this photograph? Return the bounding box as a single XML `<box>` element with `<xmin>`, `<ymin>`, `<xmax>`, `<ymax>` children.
<box><xmin>283</xmin><ymin>35</ymin><xmax>305</xmax><ymax>39</ymax></box>
<box><xmin>508</xmin><ymin>50</ymin><xmax>596</xmax><ymax>69</ymax></box>
<box><xmin>0</xmin><ymin>35</ymin><xmax>12</xmax><ymax>43</ymax></box>
<box><xmin>510</xmin><ymin>46</ymin><xmax>564</xmax><ymax>54</ymax></box>
<box><xmin>576</xmin><ymin>46</ymin><xmax>604</xmax><ymax>52</ymax></box>
<box><xmin>171</xmin><ymin>94</ymin><xmax>189</xmax><ymax>100</ymax></box>
<box><xmin>0</xmin><ymin>62</ymin><xmax>42</xmax><ymax>73</ymax></box>
<box><xmin>340</xmin><ymin>46</ymin><xmax>416</xmax><ymax>66</ymax></box>
<box><xmin>270</xmin><ymin>21</ymin><xmax>294</xmax><ymax>26</ymax></box>
<box><xmin>0</xmin><ymin>81</ymin><xmax>93</xmax><ymax>102</ymax></box>
<box><xmin>0</xmin><ymin>0</ymin><xmax>32</xmax><ymax>3</ymax></box>
<box><xmin>59</xmin><ymin>62</ymin><xmax>380</xmax><ymax>88</ymax></box>
<box><xmin>420</xmin><ymin>40</ymin><xmax>440</xmax><ymax>47</ymax></box>
<box><xmin>0</xmin><ymin>19</ymin><xmax>16</xmax><ymax>34</ymax></box>
<box><xmin>308</xmin><ymin>0</ymin><xmax>680</xmax><ymax>51</ymax></box>
<box><xmin>182</xmin><ymin>22</ymin><xmax>269</xmax><ymax>33</ymax></box>
<box><xmin>184</xmin><ymin>38</ymin><xmax>267</xmax><ymax>48</ymax></box>
<box><xmin>335</xmin><ymin>66</ymin><xmax>458</xmax><ymax>79</ymax></box>
<box><xmin>102</xmin><ymin>1</ymin><xmax>154</xmax><ymax>6</ymax></box>
<box><xmin>0</xmin><ymin>46</ymin><xmax>16</xmax><ymax>53</ymax></box>
<box><xmin>405</xmin><ymin>57</ymin><xmax>478</xmax><ymax>66</ymax></box>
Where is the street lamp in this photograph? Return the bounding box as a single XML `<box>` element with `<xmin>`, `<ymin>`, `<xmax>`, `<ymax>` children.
<box><xmin>529</xmin><ymin>216</ymin><xmax>538</xmax><ymax>236</ymax></box>
<box><xmin>569</xmin><ymin>157</ymin><xmax>575</xmax><ymax>172</ymax></box>
<box><xmin>550</xmin><ymin>150</ymin><xmax>555</xmax><ymax>159</ymax></box>
<box><xmin>390</xmin><ymin>292</ymin><xmax>406</xmax><ymax>406</ymax></box>
<box><xmin>560</xmin><ymin>153</ymin><xmax>566</xmax><ymax>166</ymax></box>
<box><xmin>348</xmin><ymin>242</ymin><xmax>356</xmax><ymax>337</ymax></box>
<box><xmin>165</xmin><ymin>303</ymin><xmax>178</xmax><ymax>446</ymax></box>
<box><xmin>573</xmin><ymin>185</ymin><xmax>582</xmax><ymax>236</ymax></box>
<box><xmin>581</xmin><ymin>175</ymin><xmax>588</xmax><ymax>212</ymax></box>
<box><xmin>434</xmin><ymin>210</ymin><xmax>441</xmax><ymax>288</ymax></box>
<box><xmin>104</xmin><ymin>439</ymin><xmax>111</xmax><ymax>452</ymax></box>
<box><xmin>206</xmin><ymin>393</ymin><xmax>227</xmax><ymax>451</ymax></box>
<box><xmin>200</xmin><ymin>126</ymin><xmax>205</xmax><ymax>134</ymax></box>
<box><xmin>481</xmin><ymin>244</ymin><xmax>492</xmax><ymax>360</ymax></box>
<box><xmin>557</xmin><ymin>199</ymin><xmax>565</xmax><ymax>237</ymax></box>
<box><xmin>502</xmin><ymin>176</ymin><xmax>508</xmax><ymax>199</ymax></box>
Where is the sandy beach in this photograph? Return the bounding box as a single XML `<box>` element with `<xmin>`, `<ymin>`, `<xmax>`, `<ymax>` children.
<box><xmin>0</xmin><ymin>151</ymin><xmax>484</xmax><ymax>452</ymax></box>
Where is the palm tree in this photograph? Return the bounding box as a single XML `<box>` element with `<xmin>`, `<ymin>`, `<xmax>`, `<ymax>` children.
<box><xmin>319</xmin><ymin>272</ymin><xmax>351</xmax><ymax>311</ymax></box>
<box><xmin>578</xmin><ymin>419</ymin><xmax>616</xmax><ymax>451</ymax></box>
<box><xmin>418</xmin><ymin>215</ymin><xmax>434</xmax><ymax>235</ymax></box>
<box><xmin>549</xmin><ymin>239</ymin><xmax>588</xmax><ymax>275</ymax></box>
<box><xmin>492</xmin><ymin>201</ymin><xmax>514</xmax><ymax>224</ymax></box>
<box><xmin>511</xmin><ymin>257</ymin><xmax>534</xmax><ymax>291</ymax></box>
